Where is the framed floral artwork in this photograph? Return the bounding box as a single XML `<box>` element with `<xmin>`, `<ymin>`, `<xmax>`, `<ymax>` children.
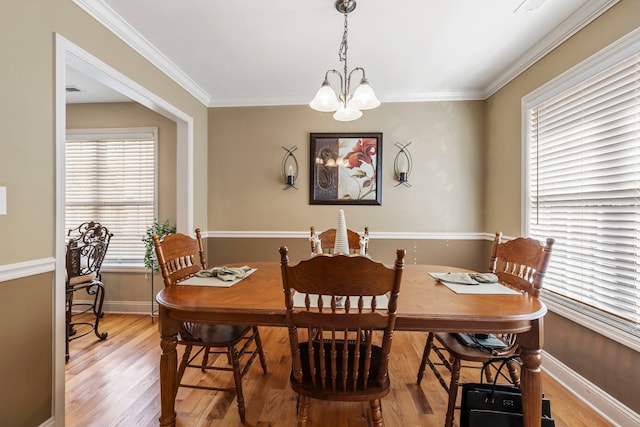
<box><xmin>309</xmin><ymin>132</ymin><xmax>382</xmax><ymax>205</ymax></box>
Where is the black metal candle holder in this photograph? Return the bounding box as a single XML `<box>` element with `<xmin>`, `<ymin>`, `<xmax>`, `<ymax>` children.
<box><xmin>282</xmin><ymin>146</ymin><xmax>299</xmax><ymax>190</ymax></box>
<box><xmin>394</xmin><ymin>141</ymin><xmax>412</xmax><ymax>187</ymax></box>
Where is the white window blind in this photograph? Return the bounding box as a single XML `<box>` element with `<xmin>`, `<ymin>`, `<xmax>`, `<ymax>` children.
<box><xmin>526</xmin><ymin>54</ymin><xmax>640</xmax><ymax>328</ymax></box>
<box><xmin>66</xmin><ymin>128</ymin><xmax>157</xmax><ymax>264</ymax></box>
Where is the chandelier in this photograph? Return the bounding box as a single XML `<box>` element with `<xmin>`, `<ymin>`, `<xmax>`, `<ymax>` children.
<box><xmin>309</xmin><ymin>0</ymin><xmax>380</xmax><ymax>121</ymax></box>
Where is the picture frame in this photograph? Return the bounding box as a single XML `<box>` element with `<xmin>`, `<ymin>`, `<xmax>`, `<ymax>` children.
<box><xmin>309</xmin><ymin>132</ymin><xmax>382</xmax><ymax>205</ymax></box>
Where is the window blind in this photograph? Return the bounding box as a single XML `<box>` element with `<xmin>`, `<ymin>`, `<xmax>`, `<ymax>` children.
<box><xmin>66</xmin><ymin>128</ymin><xmax>157</xmax><ymax>264</ymax></box>
<box><xmin>527</xmin><ymin>54</ymin><xmax>640</xmax><ymax>327</ymax></box>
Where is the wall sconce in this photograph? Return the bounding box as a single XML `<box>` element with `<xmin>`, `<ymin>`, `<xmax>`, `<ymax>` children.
<box><xmin>282</xmin><ymin>146</ymin><xmax>299</xmax><ymax>190</ymax></box>
<box><xmin>394</xmin><ymin>141</ymin><xmax>412</xmax><ymax>187</ymax></box>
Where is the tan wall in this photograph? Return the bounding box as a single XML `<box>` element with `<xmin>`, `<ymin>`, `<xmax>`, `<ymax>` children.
<box><xmin>485</xmin><ymin>0</ymin><xmax>640</xmax><ymax>413</ymax></box>
<box><xmin>545</xmin><ymin>311</ymin><xmax>640</xmax><ymax>413</ymax></box>
<box><xmin>0</xmin><ymin>274</ymin><xmax>53</xmax><ymax>427</ymax></box>
<box><xmin>0</xmin><ymin>0</ymin><xmax>209</xmax><ymax>423</ymax></box>
<box><xmin>208</xmin><ymin>102</ymin><xmax>485</xmax><ymax>233</ymax></box>
<box><xmin>206</xmin><ymin>237</ymin><xmax>490</xmax><ymax>272</ymax></box>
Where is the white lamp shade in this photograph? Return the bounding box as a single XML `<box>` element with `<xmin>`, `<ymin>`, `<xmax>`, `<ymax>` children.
<box><xmin>333</xmin><ymin>105</ymin><xmax>363</xmax><ymax>121</ymax></box>
<box><xmin>349</xmin><ymin>81</ymin><xmax>381</xmax><ymax>110</ymax></box>
<box><xmin>309</xmin><ymin>85</ymin><xmax>340</xmax><ymax>112</ymax></box>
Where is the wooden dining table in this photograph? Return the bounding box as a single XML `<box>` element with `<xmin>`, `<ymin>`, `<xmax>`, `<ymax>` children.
<box><xmin>156</xmin><ymin>262</ymin><xmax>547</xmax><ymax>427</ymax></box>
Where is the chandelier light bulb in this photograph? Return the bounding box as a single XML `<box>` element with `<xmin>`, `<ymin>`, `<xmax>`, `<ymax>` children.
<box><xmin>349</xmin><ymin>79</ymin><xmax>380</xmax><ymax>110</ymax></box>
<box><xmin>333</xmin><ymin>105</ymin><xmax>363</xmax><ymax>121</ymax></box>
<box><xmin>309</xmin><ymin>82</ymin><xmax>340</xmax><ymax>112</ymax></box>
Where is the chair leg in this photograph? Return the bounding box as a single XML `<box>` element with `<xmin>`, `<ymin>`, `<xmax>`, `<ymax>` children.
<box><xmin>91</xmin><ymin>282</ymin><xmax>108</xmax><ymax>340</ymax></box>
<box><xmin>370</xmin><ymin>398</ymin><xmax>384</xmax><ymax>427</ymax></box>
<box><xmin>67</xmin><ymin>290</ymin><xmax>77</xmax><ymax>337</ymax></box>
<box><xmin>65</xmin><ymin>291</ymin><xmax>73</xmax><ymax>362</ymax></box>
<box><xmin>229</xmin><ymin>344</ymin><xmax>247</xmax><ymax>424</ymax></box>
<box><xmin>177</xmin><ymin>345</ymin><xmax>192</xmax><ymax>391</ymax></box>
<box><xmin>507</xmin><ymin>360</ymin><xmax>521</xmax><ymax>387</ymax></box>
<box><xmin>444</xmin><ymin>357</ymin><xmax>461</xmax><ymax>427</ymax></box>
<box><xmin>89</xmin><ymin>283</ymin><xmax>105</xmax><ymax>318</ymax></box>
<box><xmin>483</xmin><ymin>364</ymin><xmax>494</xmax><ymax>383</ymax></box>
<box><xmin>417</xmin><ymin>332</ymin><xmax>435</xmax><ymax>385</ymax></box>
<box><xmin>201</xmin><ymin>348</ymin><xmax>210</xmax><ymax>372</ymax></box>
<box><xmin>253</xmin><ymin>326</ymin><xmax>268</xmax><ymax>374</ymax></box>
<box><xmin>296</xmin><ymin>395</ymin><xmax>310</xmax><ymax>427</ymax></box>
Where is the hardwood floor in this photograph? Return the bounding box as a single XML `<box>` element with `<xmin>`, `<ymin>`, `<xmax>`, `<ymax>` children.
<box><xmin>66</xmin><ymin>314</ymin><xmax>612</xmax><ymax>427</ymax></box>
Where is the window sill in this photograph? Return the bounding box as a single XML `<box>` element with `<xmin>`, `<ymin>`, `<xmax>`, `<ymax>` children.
<box><xmin>541</xmin><ymin>293</ymin><xmax>640</xmax><ymax>352</ymax></box>
<box><xmin>101</xmin><ymin>263</ymin><xmax>149</xmax><ymax>274</ymax></box>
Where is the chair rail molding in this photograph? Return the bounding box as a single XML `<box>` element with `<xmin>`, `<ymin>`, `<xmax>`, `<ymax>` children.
<box><xmin>203</xmin><ymin>230</ymin><xmax>500</xmax><ymax>241</ymax></box>
<box><xmin>0</xmin><ymin>258</ymin><xmax>55</xmax><ymax>283</ymax></box>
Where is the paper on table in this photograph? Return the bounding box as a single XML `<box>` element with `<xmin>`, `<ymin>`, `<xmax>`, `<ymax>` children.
<box><xmin>438</xmin><ymin>280</ymin><xmax>521</xmax><ymax>295</ymax></box>
<box><xmin>293</xmin><ymin>292</ymin><xmax>389</xmax><ymax>309</ymax></box>
<box><xmin>180</xmin><ymin>268</ymin><xmax>257</xmax><ymax>287</ymax></box>
<box><xmin>430</xmin><ymin>272</ymin><xmax>480</xmax><ymax>285</ymax></box>
<box><xmin>429</xmin><ymin>272</ymin><xmax>499</xmax><ymax>285</ymax></box>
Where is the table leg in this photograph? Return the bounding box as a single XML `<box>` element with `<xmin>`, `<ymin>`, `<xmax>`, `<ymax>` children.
<box><xmin>159</xmin><ymin>334</ymin><xmax>178</xmax><ymax>426</ymax></box>
<box><xmin>520</xmin><ymin>345</ymin><xmax>542</xmax><ymax>427</ymax></box>
<box><xmin>518</xmin><ymin>318</ymin><xmax>544</xmax><ymax>427</ymax></box>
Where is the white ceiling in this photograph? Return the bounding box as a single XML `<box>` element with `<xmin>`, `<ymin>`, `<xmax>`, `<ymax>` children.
<box><xmin>68</xmin><ymin>0</ymin><xmax>618</xmax><ymax>106</ymax></box>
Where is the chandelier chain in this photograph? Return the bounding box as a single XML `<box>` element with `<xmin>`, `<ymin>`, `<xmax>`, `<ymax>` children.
<box><xmin>338</xmin><ymin>7</ymin><xmax>348</xmax><ymax>67</ymax></box>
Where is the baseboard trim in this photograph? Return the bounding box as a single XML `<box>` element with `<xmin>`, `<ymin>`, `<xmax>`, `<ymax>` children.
<box><xmin>542</xmin><ymin>350</ymin><xmax>639</xmax><ymax>426</ymax></box>
<box><xmin>73</xmin><ymin>299</ymin><xmax>154</xmax><ymax>316</ymax></box>
<box><xmin>39</xmin><ymin>416</ymin><xmax>55</xmax><ymax>427</ymax></box>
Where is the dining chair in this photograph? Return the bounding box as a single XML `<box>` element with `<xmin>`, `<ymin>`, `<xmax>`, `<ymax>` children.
<box><xmin>65</xmin><ymin>221</ymin><xmax>112</xmax><ymax>362</ymax></box>
<box><xmin>279</xmin><ymin>246</ymin><xmax>405</xmax><ymax>427</ymax></box>
<box><xmin>416</xmin><ymin>231</ymin><xmax>554</xmax><ymax>427</ymax></box>
<box><xmin>309</xmin><ymin>226</ymin><xmax>369</xmax><ymax>255</ymax></box>
<box><xmin>152</xmin><ymin>228</ymin><xmax>267</xmax><ymax>424</ymax></box>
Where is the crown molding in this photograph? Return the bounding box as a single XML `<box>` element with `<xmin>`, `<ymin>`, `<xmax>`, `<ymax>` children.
<box><xmin>208</xmin><ymin>90</ymin><xmax>487</xmax><ymax>107</ymax></box>
<box><xmin>72</xmin><ymin>0</ymin><xmax>211</xmax><ymax>106</ymax></box>
<box><xmin>484</xmin><ymin>0</ymin><xmax>620</xmax><ymax>98</ymax></box>
<box><xmin>74</xmin><ymin>0</ymin><xmax>619</xmax><ymax>107</ymax></box>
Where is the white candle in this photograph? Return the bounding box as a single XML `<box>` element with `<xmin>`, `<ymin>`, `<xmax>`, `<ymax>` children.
<box><xmin>398</xmin><ymin>157</ymin><xmax>407</xmax><ymax>174</ymax></box>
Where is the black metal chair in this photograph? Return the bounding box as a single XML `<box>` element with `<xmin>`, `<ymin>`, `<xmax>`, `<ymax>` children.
<box><xmin>65</xmin><ymin>221</ymin><xmax>112</xmax><ymax>361</ymax></box>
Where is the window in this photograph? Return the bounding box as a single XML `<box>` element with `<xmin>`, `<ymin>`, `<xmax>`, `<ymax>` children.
<box><xmin>66</xmin><ymin>128</ymin><xmax>157</xmax><ymax>265</ymax></box>
<box><xmin>523</xmin><ymin>33</ymin><xmax>640</xmax><ymax>348</ymax></box>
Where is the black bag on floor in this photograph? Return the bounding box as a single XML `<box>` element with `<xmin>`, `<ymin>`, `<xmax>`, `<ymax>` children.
<box><xmin>460</xmin><ymin>358</ymin><xmax>555</xmax><ymax>427</ymax></box>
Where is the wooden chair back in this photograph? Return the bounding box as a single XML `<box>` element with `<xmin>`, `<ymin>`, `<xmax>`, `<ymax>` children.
<box><xmin>488</xmin><ymin>231</ymin><xmax>554</xmax><ymax>298</ymax></box>
<box><xmin>279</xmin><ymin>247</ymin><xmax>405</xmax><ymax>396</ymax></box>
<box><xmin>310</xmin><ymin>226</ymin><xmax>369</xmax><ymax>254</ymax></box>
<box><xmin>152</xmin><ymin>228</ymin><xmax>207</xmax><ymax>287</ymax></box>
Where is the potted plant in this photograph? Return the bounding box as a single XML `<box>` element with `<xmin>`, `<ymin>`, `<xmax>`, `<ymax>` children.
<box><xmin>142</xmin><ymin>218</ymin><xmax>176</xmax><ymax>272</ymax></box>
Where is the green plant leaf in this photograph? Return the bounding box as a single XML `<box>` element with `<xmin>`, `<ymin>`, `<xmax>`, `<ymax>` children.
<box><xmin>142</xmin><ymin>218</ymin><xmax>176</xmax><ymax>271</ymax></box>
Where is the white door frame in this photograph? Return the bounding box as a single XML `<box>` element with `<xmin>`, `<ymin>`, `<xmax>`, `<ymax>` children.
<box><xmin>54</xmin><ymin>34</ymin><xmax>194</xmax><ymax>425</ymax></box>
